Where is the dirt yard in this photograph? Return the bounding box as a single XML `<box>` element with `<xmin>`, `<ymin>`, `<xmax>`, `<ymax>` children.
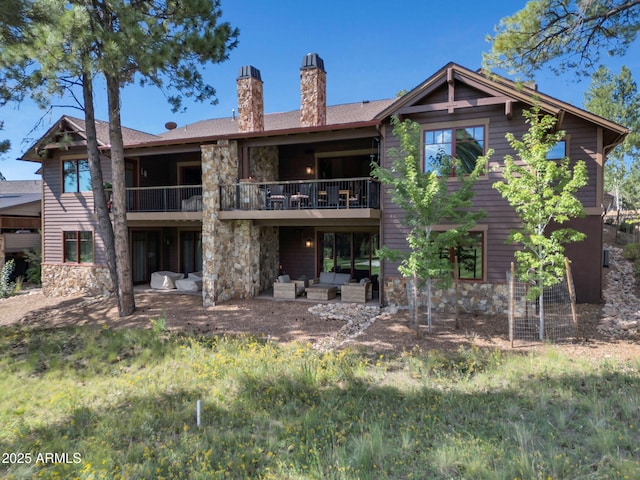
<box><xmin>1</xmin><ymin>283</ymin><xmax>639</xmax><ymax>361</ymax></box>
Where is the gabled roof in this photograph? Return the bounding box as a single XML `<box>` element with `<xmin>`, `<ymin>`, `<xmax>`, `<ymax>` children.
<box><xmin>21</xmin><ymin>115</ymin><xmax>160</xmax><ymax>162</ymax></box>
<box><xmin>145</xmin><ymin>99</ymin><xmax>394</xmax><ymax>144</ymax></box>
<box><xmin>19</xmin><ymin>62</ymin><xmax>629</xmax><ymax>158</ymax></box>
<box><xmin>376</xmin><ymin>62</ymin><xmax>629</xmax><ymax>141</ymax></box>
<box><xmin>0</xmin><ymin>180</ymin><xmax>41</xmax><ymax>194</ymax></box>
<box><xmin>0</xmin><ymin>192</ymin><xmax>41</xmax><ymax>211</ymax></box>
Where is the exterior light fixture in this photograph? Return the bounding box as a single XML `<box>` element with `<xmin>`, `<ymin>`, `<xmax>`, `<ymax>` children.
<box><xmin>305</xmin><ymin>238</ymin><xmax>313</xmax><ymax>248</ymax></box>
<box><xmin>305</xmin><ymin>164</ymin><xmax>313</xmax><ymax>175</ymax></box>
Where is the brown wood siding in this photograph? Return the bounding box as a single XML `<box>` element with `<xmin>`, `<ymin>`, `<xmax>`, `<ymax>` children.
<box><xmin>42</xmin><ymin>152</ymin><xmax>110</xmax><ymax>266</ymax></box>
<box><xmin>381</xmin><ymin>98</ymin><xmax>605</xmax><ymax>302</ymax></box>
<box><xmin>278</xmin><ymin>226</ymin><xmax>316</xmax><ymax>279</ymax></box>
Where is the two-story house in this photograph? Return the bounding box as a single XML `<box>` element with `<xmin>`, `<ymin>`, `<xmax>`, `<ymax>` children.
<box><xmin>20</xmin><ymin>55</ymin><xmax>627</xmax><ymax>312</ymax></box>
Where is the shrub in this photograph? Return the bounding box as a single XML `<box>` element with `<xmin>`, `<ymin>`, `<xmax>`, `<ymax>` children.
<box><xmin>22</xmin><ymin>246</ymin><xmax>42</xmax><ymax>284</ymax></box>
<box><xmin>622</xmin><ymin>243</ymin><xmax>640</xmax><ymax>275</ymax></box>
<box><xmin>0</xmin><ymin>259</ymin><xmax>16</xmax><ymax>298</ymax></box>
<box><xmin>622</xmin><ymin>242</ymin><xmax>640</xmax><ymax>262</ymax></box>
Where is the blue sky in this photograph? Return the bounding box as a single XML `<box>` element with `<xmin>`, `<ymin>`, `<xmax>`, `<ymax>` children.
<box><xmin>2</xmin><ymin>0</ymin><xmax>639</xmax><ymax>180</ymax></box>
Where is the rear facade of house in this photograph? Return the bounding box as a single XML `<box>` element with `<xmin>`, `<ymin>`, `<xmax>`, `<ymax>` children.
<box><xmin>21</xmin><ymin>56</ymin><xmax>627</xmax><ymax>312</ymax></box>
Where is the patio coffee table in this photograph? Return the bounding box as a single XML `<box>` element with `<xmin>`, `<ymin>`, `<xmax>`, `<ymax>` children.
<box><xmin>305</xmin><ymin>286</ymin><xmax>337</xmax><ymax>301</ymax></box>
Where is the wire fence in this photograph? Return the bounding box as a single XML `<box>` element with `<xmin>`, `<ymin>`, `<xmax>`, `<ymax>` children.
<box><xmin>506</xmin><ymin>259</ymin><xmax>578</xmax><ymax>344</ymax></box>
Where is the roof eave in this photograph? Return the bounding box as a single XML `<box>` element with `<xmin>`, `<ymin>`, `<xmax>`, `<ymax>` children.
<box><xmin>106</xmin><ymin>120</ymin><xmax>382</xmax><ymax>151</ymax></box>
<box><xmin>375</xmin><ymin>63</ymin><xmax>629</xmax><ymax>138</ymax></box>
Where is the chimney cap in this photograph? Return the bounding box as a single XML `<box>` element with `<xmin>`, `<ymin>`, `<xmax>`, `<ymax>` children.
<box><xmin>301</xmin><ymin>53</ymin><xmax>325</xmax><ymax>72</ymax></box>
<box><xmin>164</xmin><ymin>121</ymin><xmax>177</xmax><ymax>130</ymax></box>
<box><xmin>237</xmin><ymin>65</ymin><xmax>262</xmax><ymax>81</ymax></box>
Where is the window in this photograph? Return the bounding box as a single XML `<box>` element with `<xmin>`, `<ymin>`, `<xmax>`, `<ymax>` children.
<box><xmin>63</xmin><ymin>159</ymin><xmax>92</xmax><ymax>193</ymax></box>
<box><xmin>319</xmin><ymin>232</ymin><xmax>379</xmax><ymax>281</ymax></box>
<box><xmin>424</xmin><ymin>126</ymin><xmax>485</xmax><ymax>175</ymax></box>
<box><xmin>439</xmin><ymin>232</ymin><xmax>484</xmax><ymax>280</ymax></box>
<box><xmin>64</xmin><ymin>231</ymin><xmax>93</xmax><ymax>263</ymax></box>
<box><xmin>546</xmin><ymin>140</ymin><xmax>566</xmax><ymax>160</ymax></box>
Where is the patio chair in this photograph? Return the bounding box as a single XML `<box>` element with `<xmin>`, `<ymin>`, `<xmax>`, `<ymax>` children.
<box><xmin>290</xmin><ymin>183</ymin><xmax>313</xmax><ymax>209</ymax></box>
<box><xmin>326</xmin><ymin>185</ymin><xmax>341</xmax><ymax>208</ymax></box>
<box><xmin>273</xmin><ymin>274</ymin><xmax>305</xmax><ymax>299</ymax></box>
<box><xmin>269</xmin><ymin>184</ymin><xmax>288</xmax><ymax>209</ymax></box>
<box><xmin>341</xmin><ymin>278</ymin><xmax>372</xmax><ymax>303</ymax></box>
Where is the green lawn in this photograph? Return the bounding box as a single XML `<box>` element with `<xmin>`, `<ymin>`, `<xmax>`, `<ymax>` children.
<box><xmin>0</xmin><ymin>320</ymin><xmax>638</xmax><ymax>479</ymax></box>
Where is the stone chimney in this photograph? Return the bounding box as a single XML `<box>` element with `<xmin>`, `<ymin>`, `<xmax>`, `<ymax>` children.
<box><xmin>236</xmin><ymin>65</ymin><xmax>264</xmax><ymax>132</ymax></box>
<box><xmin>300</xmin><ymin>53</ymin><xmax>326</xmax><ymax>127</ymax></box>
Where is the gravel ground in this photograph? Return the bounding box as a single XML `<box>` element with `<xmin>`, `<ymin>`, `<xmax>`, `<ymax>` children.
<box><xmin>1</xmin><ymin>262</ymin><xmax>639</xmax><ymax>360</ymax></box>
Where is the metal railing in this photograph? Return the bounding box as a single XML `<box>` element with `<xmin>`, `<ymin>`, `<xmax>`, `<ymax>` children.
<box><xmin>107</xmin><ymin>185</ymin><xmax>203</xmax><ymax>212</ymax></box>
<box><xmin>219</xmin><ymin>178</ymin><xmax>380</xmax><ymax>211</ymax></box>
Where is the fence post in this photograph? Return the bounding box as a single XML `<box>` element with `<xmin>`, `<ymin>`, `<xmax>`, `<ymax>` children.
<box><xmin>564</xmin><ymin>257</ymin><xmax>579</xmax><ymax>341</ymax></box>
<box><xmin>509</xmin><ymin>262</ymin><xmax>515</xmax><ymax>348</ymax></box>
<box><xmin>454</xmin><ymin>255</ymin><xmax>459</xmax><ymax>330</ymax></box>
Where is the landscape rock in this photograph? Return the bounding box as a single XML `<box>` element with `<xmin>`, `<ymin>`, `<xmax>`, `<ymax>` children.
<box><xmin>598</xmin><ymin>245</ymin><xmax>640</xmax><ymax>339</ymax></box>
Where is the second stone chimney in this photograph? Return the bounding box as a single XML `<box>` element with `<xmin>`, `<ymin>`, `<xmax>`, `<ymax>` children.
<box><xmin>236</xmin><ymin>65</ymin><xmax>264</xmax><ymax>132</ymax></box>
<box><xmin>300</xmin><ymin>53</ymin><xmax>326</xmax><ymax>127</ymax></box>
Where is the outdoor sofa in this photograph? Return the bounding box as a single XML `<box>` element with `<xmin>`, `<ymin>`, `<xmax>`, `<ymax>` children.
<box><xmin>308</xmin><ymin>271</ymin><xmax>352</xmax><ymax>293</ymax></box>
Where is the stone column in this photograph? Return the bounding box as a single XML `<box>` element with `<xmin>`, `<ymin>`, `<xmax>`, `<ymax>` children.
<box><xmin>201</xmin><ymin>140</ymin><xmax>262</xmax><ymax>305</ymax></box>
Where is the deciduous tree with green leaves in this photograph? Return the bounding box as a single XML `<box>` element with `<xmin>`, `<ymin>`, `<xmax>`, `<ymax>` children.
<box><xmin>372</xmin><ymin>117</ymin><xmax>489</xmax><ymax>335</ymax></box>
<box><xmin>493</xmin><ymin>107</ymin><xmax>588</xmax><ymax>338</ymax></box>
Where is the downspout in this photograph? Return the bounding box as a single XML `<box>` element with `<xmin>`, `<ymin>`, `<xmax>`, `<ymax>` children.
<box><xmin>376</xmin><ymin>122</ymin><xmax>385</xmax><ymax>307</ymax></box>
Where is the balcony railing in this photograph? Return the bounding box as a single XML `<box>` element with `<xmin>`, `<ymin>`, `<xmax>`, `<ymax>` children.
<box><xmin>108</xmin><ymin>185</ymin><xmax>203</xmax><ymax>212</ymax></box>
<box><xmin>219</xmin><ymin>178</ymin><xmax>380</xmax><ymax>211</ymax></box>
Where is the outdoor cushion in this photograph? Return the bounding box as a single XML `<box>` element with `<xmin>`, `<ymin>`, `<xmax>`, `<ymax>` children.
<box><xmin>318</xmin><ymin>271</ymin><xmax>334</xmax><ymax>284</ymax></box>
<box><xmin>175</xmin><ymin>278</ymin><xmax>202</xmax><ymax>292</ymax></box>
<box><xmin>278</xmin><ymin>274</ymin><xmax>292</xmax><ymax>283</ymax></box>
<box><xmin>188</xmin><ymin>271</ymin><xmax>203</xmax><ymax>281</ymax></box>
<box><xmin>150</xmin><ymin>271</ymin><xmax>184</xmax><ymax>290</ymax></box>
<box><xmin>311</xmin><ymin>271</ymin><xmax>352</xmax><ymax>292</ymax></box>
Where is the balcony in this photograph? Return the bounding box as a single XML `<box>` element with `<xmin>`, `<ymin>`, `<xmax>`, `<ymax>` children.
<box><xmin>109</xmin><ymin>185</ymin><xmax>203</xmax><ymax>223</ymax></box>
<box><xmin>218</xmin><ymin>178</ymin><xmax>381</xmax><ymax>223</ymax></box>
<box><xmin>112</xmin><ymin>179</ymin><xmax>380</xmax><ymax>224</ymax></box>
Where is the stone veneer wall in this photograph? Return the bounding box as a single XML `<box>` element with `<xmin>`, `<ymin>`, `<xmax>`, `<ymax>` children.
<box><xmin>384</xmin><ymin>277</ymin><xmax>509</xmax><ymax>315</ymax></box>
<box><xmin>249</xmin><ymin>145</ymin><xmax>280</xmax><ymax>291</ymax></box>
<box><xmin>300</xmin><ymin>67</ymin><xmax>326</xmax><ymax>127</ymax></box>
<box><xmin>260</xmin><ymin>226</ymin><xmax>279</xmax><ymax>290</ymax></box>
<box><xmin>202</xmin><ymin>140</ymin><xmax>272</xmax><ymax>305</ymax></box>
<box><xmin>249</xmin><ymin>145</ymin><xmax>279</xmax><ymax>182</ymax></box>
<box><xmin>42</xmin><ymin>263</ymin><xmax>113</xmax><ymax>297</ymax></box>
<box><xmin>237</xmin><ymin>73</ymin><xmax>264</xmax><ymax>133</ymax></box>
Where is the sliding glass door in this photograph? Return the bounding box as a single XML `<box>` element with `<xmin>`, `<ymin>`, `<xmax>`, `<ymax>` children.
<box><xmin>131</xmin><ymin>230</ymin><xmax>159</xmax><ymax>284</ymax></box>
<box><xmin>319</xmin><ymin>231</ymin><xmax>379</xmax><ymax>282</ymax></box>
<box><xmin>181</xmin><ymin>231</ymin><xmax>203</xmax><ymax>275</ymax></box>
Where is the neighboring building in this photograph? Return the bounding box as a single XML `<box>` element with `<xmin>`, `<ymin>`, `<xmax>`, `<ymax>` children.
<box><xmin>20</xmin><ymin>57</ymin><xmax>628</xmax><ymax>311</ymax></box>
<box><xmin>0</xmin><ymin>180</ymin><xmax>42</xmax><ymax>277</ymax></box>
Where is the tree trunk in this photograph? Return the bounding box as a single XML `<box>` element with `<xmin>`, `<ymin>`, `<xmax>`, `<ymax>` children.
<box><xmin>106</xmin><ymin>73</ymin><xmax>135</xmax><ymax>316</ymax></box>
<box><xmin>82</xmin><ymin>72</ymin><xmax>119</xmax><ymax>308</ymax></box>
<box><xmin>426</xmin><ymin>277</ymin><xmax>432</xmax><ymax>335</ymax></box>
<box><xmin>412</xmin><ymin>271</ymin><xmax>420</xmax><ymax>338</ymax></box>
<box><xmin>538</xmin><ymin>272</ymin><xmax>544</xmax><ymax>341</ymax></box>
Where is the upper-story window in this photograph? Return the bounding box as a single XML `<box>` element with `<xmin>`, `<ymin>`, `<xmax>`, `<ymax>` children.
<box><xmin>424</xmin><ymin>125</ymin><xmax>485</xmax><ymax>176</ymax></box>
<box><xmin>63</xmin><ymin>159</ymin><xmax>91</xmax><ymax>193</ymax></box>
<box><xmin>546</xmin><ymin>140</ymin><xmax>566</xmax><ymax>160</ymax></box>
